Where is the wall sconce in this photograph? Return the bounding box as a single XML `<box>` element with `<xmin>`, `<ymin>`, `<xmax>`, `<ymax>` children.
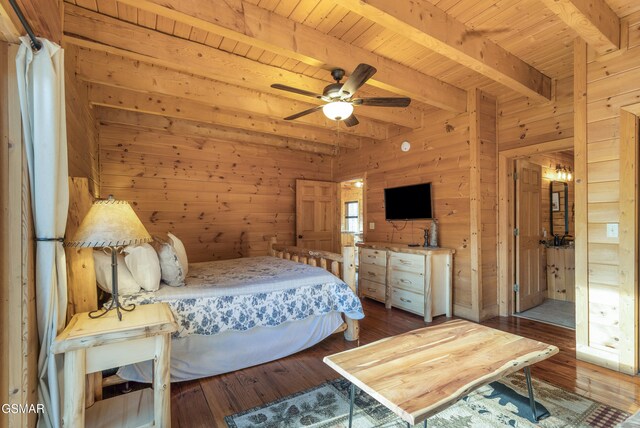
<box><xmin>555</xmin><ymin>164</ymin><xmax>573</xmax><ymax>182</ymax></box>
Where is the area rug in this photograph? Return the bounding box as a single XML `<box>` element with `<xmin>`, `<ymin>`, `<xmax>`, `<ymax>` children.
<box><xmin>515</xmin><ymin>299</ymin><xmax>575</xmax><ymax>329</ymax></box>
<box><xmin>225</xmin><ymin>372</ymin><xmax>629</xmax><ymax>427</ymax></box>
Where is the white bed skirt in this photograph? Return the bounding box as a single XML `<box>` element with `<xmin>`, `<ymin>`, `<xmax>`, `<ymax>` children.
<box><xmin>117</xmin><ymin>311</ymin><xmax>344</xmax><ymax>383</ymax></box>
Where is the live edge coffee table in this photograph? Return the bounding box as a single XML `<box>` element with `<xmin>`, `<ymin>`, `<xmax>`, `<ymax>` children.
<box><xmin>323</xmin><ymin>319</ymin><xmax>559</xmax><ymax>427</ymax></box>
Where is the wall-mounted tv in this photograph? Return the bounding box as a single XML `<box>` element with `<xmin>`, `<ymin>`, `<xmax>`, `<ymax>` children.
<box><xmin>384</xmin><ymin>183</ymin><xmax>433</xmax><ymax>220</ymax></box>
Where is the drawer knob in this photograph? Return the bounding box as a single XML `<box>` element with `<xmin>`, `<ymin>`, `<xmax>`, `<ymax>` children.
<box><xmin>368</xmin><ymin>288</ymin><xmax>376</xmax><ymax>292</ymax></box>
<box><xmin>400</xmin><ymin>297</ymin><xmax>412</xmax><ymax>303</ymax></box>
<box><xmin>400</xmin><ymin>279</ymin><xmax>410</xmax><ymax>284</ymax></box>
<box><xmin>368</xmin><ymin>272</ymin><xmax>376</xmax><ymax>276</ymax></box>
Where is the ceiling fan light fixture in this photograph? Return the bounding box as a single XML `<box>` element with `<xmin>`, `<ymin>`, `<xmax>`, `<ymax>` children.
<box><xmin>322</xmin><ymin>101</ymin><xmax>353</xmax><ymax>121</ymax></box>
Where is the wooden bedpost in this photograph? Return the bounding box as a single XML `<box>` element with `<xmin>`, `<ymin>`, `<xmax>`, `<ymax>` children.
<box><xmin>268</xmin><ymin>236</ymin><xmax>277</xmax><ymax>256</ymax></box>
<box><xmin>341</xmin><ymin>246</ymin><xmax>356</xmax><ymax>294</ymax></box>
<box><xmin>342</xmin><ymin>246</ymin><xmax>359</xmax><ymax>341</ymax></box>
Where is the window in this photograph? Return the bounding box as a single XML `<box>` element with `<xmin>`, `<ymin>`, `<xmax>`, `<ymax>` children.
<box><xmin>345</xmin><ymin>201</ymin><xmax>359</xmax><ymax>232</ymax></box>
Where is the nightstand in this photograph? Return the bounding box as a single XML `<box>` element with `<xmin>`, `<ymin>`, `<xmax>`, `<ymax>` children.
<box><xmin>52</xmin><ymin>303</ymin><xmax>178</xmax><ymax>428</ymax></box>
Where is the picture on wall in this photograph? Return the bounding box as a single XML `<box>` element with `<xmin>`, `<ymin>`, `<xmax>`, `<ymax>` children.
<box><xmin>552</xmin><ymin>192</ymin><xmax>560</xmax><ymax>212</ymax></box>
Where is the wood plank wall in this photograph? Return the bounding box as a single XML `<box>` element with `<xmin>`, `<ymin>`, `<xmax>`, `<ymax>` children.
<box><xmin>64</xmin><ymin>44</ymin><xmax>99</xmax><ymax>195</ymax></box>
<box><xmin>475</xmin><ymin>91</ymin><xmax>498</xmax><ymax>320</ymax></box>
<box><xmin>527</xmin><ymin>151</ymin><xmax>575</xmax><ymax>238</ymax></box>
<box><xmin>0</xmin><ymin>41</ymin><xmax>37</xmax><ymax>428</ymax></box>
<box><xmin>578</xmin><ymin>11</ymin><xmax>640</xmax><ymax>373</ymax></box>
<box><xmin>98</xmin><ymin>113</ymin><xmax>333</xmax><ymax>263</ymax></box>
<box><xmin>1</xmin><ymin>39</ymin><xmax>9</xmax><ymax>428</ymax></box>
<box><xmin>498</xmin><ymin>77</ymin><xmax>574</xmax><ymax>152</ymax></box>
<box><xmin>333</xmin><ymin>109</ymin><xmax>475</xmax><ymax>317</ymax></box>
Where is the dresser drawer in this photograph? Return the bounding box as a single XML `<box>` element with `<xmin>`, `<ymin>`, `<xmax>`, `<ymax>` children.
<box><xmin>359</xmin><ymin>263</ymin><xmax>386</xmax><ymax>284</ymax></box>
<box><xmin>389</xmin><ymin>269</ymin><xmax>424</xmax><ymax>294</ymax></box>
<box><xmin>391</xmin><ymin>287</ymin><xmax>423</xmax><ymax>316</ymax></box>
<box><xmin>360</xmin><ymin>278</ymin><xmax>385</xmax><ymax>302</ymax></box>
<box><xmin>360</xmin><ymin>248</ymin><xmax>387</xmax><ymax>267</ymax></box>
<box><xmin>389</xmin><ymin>252</ymin><xmax>425</xmax><ymax>273</ymax></box>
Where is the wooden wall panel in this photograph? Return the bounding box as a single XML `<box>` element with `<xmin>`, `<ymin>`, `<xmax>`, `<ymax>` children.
<box><xmin>0</xmin><ymin>39</ymin><xmax>9</xmax><ymax>428</ymax></box>
<box><xmin>1</xmin><ymin>41</ymin><xmax>37</xmax><ymax>428</ymax></box>
<box><xmin>333</xmin><ymin>110</ymin><xmax>474</xmax><ymax>317</ymax></box>
<box><xmin>478</xmin><ymin>92</ymin><xmax>498</xmax><ymax>319</ymax></box>
<box><xmin>498</xmin><ymin>77</ymin><xmax>574</xmax><ymax>152</ymax></box>
<box><xmin>99</xmin><ymin>117</ymin><xmax>332</xmax><ymax>262</ymax></box>
<box><xmin>578</xmin><ymin>15</ymin><xmax>640</xmax><ymax>373</ymax></box>
<box><xmin>64</xmin><ymin>44</ymin><xmax>99</xmax><ymax>195</ymax></box>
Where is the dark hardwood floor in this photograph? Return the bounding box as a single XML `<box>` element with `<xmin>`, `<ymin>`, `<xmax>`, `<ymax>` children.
<box><xmin>169</xmin><ymin>299</ymin><xmax>640</xmax><ymax>427</ymax></box>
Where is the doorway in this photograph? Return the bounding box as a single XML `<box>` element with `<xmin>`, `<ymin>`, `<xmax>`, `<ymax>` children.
<box><xmin>499</xmin><ymin>139</ymin><xmax>575</xmax><ymax>328</ymax></box>
<box><xmin>510</xmin><ymin>149</ymin><xmax>576</xmax><ymax>329</ymax></box>
<box><xmin>339</xmin><ymin>178</ymin><xmax>364</xmax><ymax>268</ymax></box>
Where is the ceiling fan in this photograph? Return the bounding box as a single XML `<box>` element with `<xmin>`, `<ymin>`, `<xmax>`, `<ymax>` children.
<box><xmin>271</xmin><ymin>64</ymin><xmax>411</xmax><ymax>127</ymax></box>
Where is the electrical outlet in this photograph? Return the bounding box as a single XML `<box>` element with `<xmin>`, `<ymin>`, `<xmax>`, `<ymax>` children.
<box><xmin>606</xmin><ymin>223</ymin><xmax>618</xmax><ymax>238</ymax></box>
<box><xmin>369</xmin><ymin>222</ymin><xmax>375</xmax><ymax>230</ymax></box>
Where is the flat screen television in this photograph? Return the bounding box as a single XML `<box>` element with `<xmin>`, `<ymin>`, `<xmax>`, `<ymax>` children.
<box><xmin>384</xmin><ymin>183</ymin><xmax>433</xmax><ymax>220</ymax></box>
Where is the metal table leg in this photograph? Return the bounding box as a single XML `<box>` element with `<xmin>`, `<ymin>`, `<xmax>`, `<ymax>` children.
<box><xmin>349</xmin><ymin>383</ymin><xmax>355</xmax><ymax>428</ymax></box>
<box><xmin>524</xmin><ymin>367</ymin><xmax>539</xmax><ymax>422</ymax></box>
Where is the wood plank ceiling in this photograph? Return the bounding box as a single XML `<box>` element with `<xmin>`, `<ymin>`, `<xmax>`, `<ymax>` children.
<box><xmin>62</xmin><ymin>0</ymin><xmax>627</xmax><ymax>154</ymax></box>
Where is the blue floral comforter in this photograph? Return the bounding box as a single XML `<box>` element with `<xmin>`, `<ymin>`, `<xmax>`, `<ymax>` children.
<box><xmin>122</xmin><ymin>256</ymin><xmax>364</xmax><ymax>338</ymax></box>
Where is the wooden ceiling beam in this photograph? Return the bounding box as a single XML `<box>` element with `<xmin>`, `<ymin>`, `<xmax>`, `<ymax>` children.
<box><xmin>63</xmin><ymin>4</ymin><xmax>422</xmax><ymax>130</ymax></box>
<box><xmin>538</xmin><ymin>0</ymin><xmax>620</xmax><ymax>54</ymax></box>
<box><xmin>338</xmin><ymin>0</ymin><xmax>552</xmax><ymax>102</ymax></box>
<box><xmin>93</xmin><ymin>95</ymin><xmax>338</xmax><ymax>156</ymax></box>
<box><xmin>115</xmin><ymin>0</ymin><xmax>467</xmax><ymax>113</ymax></box>
<box><xmin>74</xmin><ymin>47</ymin><xmax>374</xmax><ymax>145</ymax></box>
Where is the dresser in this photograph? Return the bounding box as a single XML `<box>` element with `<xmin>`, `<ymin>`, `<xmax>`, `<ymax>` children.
<box><xmin>357</xmin><ymin>242</ymin><xmax>455</xmax><ymax>322</ymax></box>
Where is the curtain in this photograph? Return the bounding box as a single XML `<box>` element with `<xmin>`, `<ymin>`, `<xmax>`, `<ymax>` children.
<box><xmin>16</xmin><ymin>36</ymin><xmax>69</xmax><ymax>428</ymax></box>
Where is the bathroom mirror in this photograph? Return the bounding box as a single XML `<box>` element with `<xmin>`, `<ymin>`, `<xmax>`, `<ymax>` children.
<box><xmin>550</xmin><ymin>181</ymin><xmax>569</xmax><ymax>236</ymax></box>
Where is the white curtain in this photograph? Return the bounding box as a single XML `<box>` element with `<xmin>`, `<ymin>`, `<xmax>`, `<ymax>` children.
<box><xmin>16</xmin><ymin>36</ymin><xmax>69</xmax><ymax>428</ymax></box>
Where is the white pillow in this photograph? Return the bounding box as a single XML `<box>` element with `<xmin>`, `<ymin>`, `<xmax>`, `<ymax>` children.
<box><xmin>93</xmin><ymin>251</ymin><xmax>141</xmax><ymax>295</ymax></box>
<box><xmin>154</xmin><ymin>236</ymin><xmax>186</xmax><ymax>287</ymax></box>
<box><xmin>167</xmin><ymin>232</ymin><xmax>188</xmax><ymax>276</ymax></box>
<box><xmin>124</xmin><ymin>243</ymin><xmax>161</xmax><ymax>292</ymax></box>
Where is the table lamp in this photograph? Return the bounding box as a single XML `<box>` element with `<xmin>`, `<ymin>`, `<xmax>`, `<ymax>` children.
<box><xmin>66</xmin><ymin>196</ymin><xmax>152</xmax><ymax>320</ymax></box>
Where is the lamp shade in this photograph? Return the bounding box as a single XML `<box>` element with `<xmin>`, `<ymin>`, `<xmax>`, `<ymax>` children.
<box><xmin>322</xmin><ymin>101</ymin><xmax>354</xmax><ymax>121</ymax></box>
<box><xmin>66</xmin><ymin>197</ymin><xmax>152</xmax><ymax>248</ymax></box>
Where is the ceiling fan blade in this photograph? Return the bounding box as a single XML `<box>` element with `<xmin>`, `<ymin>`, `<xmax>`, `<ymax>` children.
<box><xmin>353</xmin><ymin>97</ymin><xmax>412</xmax><ymax>107</ymax></box>
<box><xmin>283</xmin><ymin>105</ymin><xmax>324</xmax><ymax>121</ymax></box>
<box><xmin>343</xmin><ymin>114</ymin><xmax>359</xmax><ymax>127</ymax></box>
<box><xmin>271</xmin><ymin>84</ymin><xmax>323</xmax><ymax>99</ymax></box>
<box><xmin>339</xmin><ymin>64</ymin><xmax>377</xmax><ymax>98</ymax></box>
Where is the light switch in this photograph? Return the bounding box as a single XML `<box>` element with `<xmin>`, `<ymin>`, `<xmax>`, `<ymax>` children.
<box><xmin>369</xmin><ymin>222</ymin><xmax>375</xmax><ymax>230</ymax></box>
<box><xmin>606</xmin><ymin>223</ymin><xmax>618</xmax><ymax>238</ymax></box>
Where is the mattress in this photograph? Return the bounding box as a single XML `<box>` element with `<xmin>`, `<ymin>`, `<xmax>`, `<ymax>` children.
<box><xmin>121</xmin><ymin>256</ymin><xmax>364</xmax><ymax>339</ymax></box>
<box><xmin>117</xmin><ymin>312</ymin><xmax>344</xmax><ymax>382</ymax></box>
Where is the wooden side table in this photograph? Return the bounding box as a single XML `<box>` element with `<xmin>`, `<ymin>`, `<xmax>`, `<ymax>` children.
<box><xmin>52</xmin><ymin>303</ymin><xmax>178</xmax><ymax>428</ymax></box>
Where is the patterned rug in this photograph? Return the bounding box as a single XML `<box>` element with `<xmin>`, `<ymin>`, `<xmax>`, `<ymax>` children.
<box><xmin>225</xmin><ymin>372</ymin><xmax>629</xmax><ymax>428</ymax></box>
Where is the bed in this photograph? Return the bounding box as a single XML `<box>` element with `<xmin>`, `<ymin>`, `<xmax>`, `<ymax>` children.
<box><xmin>65</xmin><ymin>179</ymin><xmax>362</xmax><ymax>388</ymax></box>
<box><xmin>114</xmin><ymin>241</ymin><xmax>363</xmax><ymax>382</ymax></box>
